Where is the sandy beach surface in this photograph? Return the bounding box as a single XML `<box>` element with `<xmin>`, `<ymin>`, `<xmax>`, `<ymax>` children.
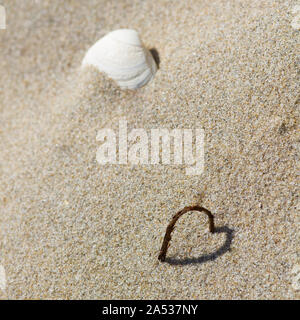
<box><xmin>0</xmin><ymin>0</ymin><xmax>299</xmax><ymax>299</ymax></box>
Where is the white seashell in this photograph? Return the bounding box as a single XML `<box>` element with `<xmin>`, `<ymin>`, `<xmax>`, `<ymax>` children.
<box><xmin>291</xmin><ymin>5</ymin><xmax>300</xmax><ymax>29</ymax></box>
<box><xmin>292</xmin><ymin>5</ymin><xmax>300</xmax><ymax>15</ymax></box>
<box><xmin>0</xmin><ymin>265</ymin><xmax>6</xmax><ymax>292</ymax></box>
<box><xmin>0</xmin><ymin>5</ymin><xmax>6</xmax><ymax>29</ymax></box>
<box><xmin>291</xmin><ymin>14</ymin><xmax>300</xmax><ymax>30</ymax></box>
<box><xmin>291</xmin><ymin>264</ymin><xmax>300</xmax><ymax>291</ymax></box>
<box><xmin>82</xmin><ymin>29</ymin><xmax>157</xmax><ymax>90</ymax></box>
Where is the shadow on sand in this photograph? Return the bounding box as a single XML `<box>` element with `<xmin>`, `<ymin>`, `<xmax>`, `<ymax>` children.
<box><xmin>164</xmin><ymin>226</ymin><xmax>234</xmax><ymax>266</ymax></box>
<box><xmin>150</xmin><ymin>48</ymin><xmax>160</xmax><ymax>69</ymax></box>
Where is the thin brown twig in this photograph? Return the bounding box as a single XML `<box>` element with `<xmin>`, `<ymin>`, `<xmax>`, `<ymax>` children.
<box><xmin>158</xmin><ymin>205</ymin><xmax>215</xmax><ymax>262</ymax></box>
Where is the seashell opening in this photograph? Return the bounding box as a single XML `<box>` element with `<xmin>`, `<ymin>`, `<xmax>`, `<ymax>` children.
<box><xmin>82</xmin><ymin>29</ymin><xmax>157</xmax><ymax>90</ymax></box>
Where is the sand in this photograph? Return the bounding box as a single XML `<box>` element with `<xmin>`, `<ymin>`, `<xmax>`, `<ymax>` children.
<box><xmin>0</xmin><ymin>0</ymin><xmax>299</xmax><ymax>299</ymax></box>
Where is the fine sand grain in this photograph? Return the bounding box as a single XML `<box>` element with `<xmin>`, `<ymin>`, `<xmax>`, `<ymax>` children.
<box><xmin>0</xmin><ymin>0</ymin><xmax>299</xmax><ymax>299</ymax></box>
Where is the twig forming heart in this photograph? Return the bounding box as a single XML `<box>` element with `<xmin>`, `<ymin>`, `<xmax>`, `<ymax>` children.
<box><xmin>158</xmin><ymin>205</ymin><xmax>215</xmax><ymax>262</ymax></box>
